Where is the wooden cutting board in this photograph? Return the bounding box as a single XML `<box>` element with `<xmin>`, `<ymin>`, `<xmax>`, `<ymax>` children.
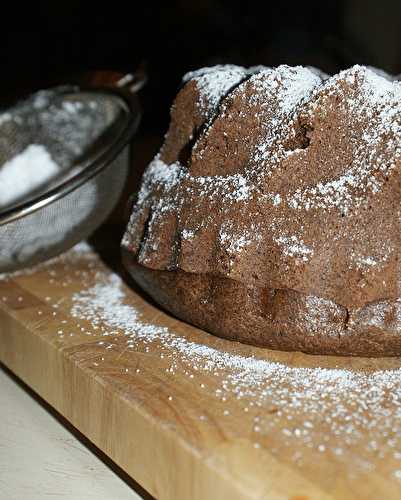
<box><xmin>1</xmin><ymin>244</ymin><xmax>401</xmax><ymax>500</ymax></box>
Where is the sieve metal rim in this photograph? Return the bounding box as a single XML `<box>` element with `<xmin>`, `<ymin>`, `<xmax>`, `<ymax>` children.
<box><xmin>0</xmin><ymin>84</ymin><xmax>141</xmax><ymax>226</ymax></box>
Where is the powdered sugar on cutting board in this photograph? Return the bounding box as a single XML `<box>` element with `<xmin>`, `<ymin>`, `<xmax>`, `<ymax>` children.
<box><xmin>3</xmin><ymin>244</ymin><xmax>401</xmax><ymax>483</ymax></box>
<box><xmin>69</xmin><ymin>267</ymin><xmax>401</xmax><ymax>477</ymax></box>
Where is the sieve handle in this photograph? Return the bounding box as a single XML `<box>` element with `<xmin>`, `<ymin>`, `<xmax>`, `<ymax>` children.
<box><xmin>80</xmin><ymin>64</ymin><xmax>147</xmax><ymax>94</ymax></box>
<box><xmin>79</xmin><ymin>66</ymin><xmax>147</xmax><ymax>114</ymax></box>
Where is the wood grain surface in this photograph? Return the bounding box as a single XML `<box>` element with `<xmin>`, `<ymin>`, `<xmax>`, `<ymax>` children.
<box><xmin>0</xmin><ymin>245</ymin><xmax>400</xmax><ymax>500</ymax></box>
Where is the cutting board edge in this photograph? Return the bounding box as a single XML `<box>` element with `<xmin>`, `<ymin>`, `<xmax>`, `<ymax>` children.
<box><xmin>0</xmin><ymin>304</ymin><xmax>297</xmax><ymax>500</ymax></box>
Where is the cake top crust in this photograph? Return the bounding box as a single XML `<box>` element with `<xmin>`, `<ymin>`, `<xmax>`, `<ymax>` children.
<box><xmin>123</xmin><ymin>64</ymin><xmax>401</xmax><ymax>310</ymax></box>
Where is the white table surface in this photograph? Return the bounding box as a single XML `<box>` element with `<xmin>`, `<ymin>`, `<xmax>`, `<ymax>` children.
<box><xmin>0</xmin><ymin>366</ymin><xmax>147</xmax><ymax>500</ymax></box>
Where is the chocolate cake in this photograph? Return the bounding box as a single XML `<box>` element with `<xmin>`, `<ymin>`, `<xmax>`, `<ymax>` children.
<box><xmin>122</xmin><ymin>64</ymin><xmax>401</xmax><ymax>356</ymax></box>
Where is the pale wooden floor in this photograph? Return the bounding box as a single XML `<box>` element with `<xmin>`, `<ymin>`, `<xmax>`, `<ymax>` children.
<box><xmin>0</xmin><ymin>366</ymin><xmax>145</xmax><ymax>500</ymax></box>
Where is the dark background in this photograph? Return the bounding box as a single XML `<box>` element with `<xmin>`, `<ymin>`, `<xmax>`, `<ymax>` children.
<box><xmin>1</xmin><ymin>0</ymin><xmax>400</xmax><ymax>223</ymax></box>
<box><xmin>2</xmin><ymin>0</ymin><xmax>401</xmax><ymax>132</ymax></box>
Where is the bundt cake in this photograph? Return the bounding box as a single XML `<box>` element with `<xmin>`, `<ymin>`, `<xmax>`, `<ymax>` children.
<box><xmin>122</xmin><ymin>64</ymin><xmax>401</xmax><ymax>356</ymax></box>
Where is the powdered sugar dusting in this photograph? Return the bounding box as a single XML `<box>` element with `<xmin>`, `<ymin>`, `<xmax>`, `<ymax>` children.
<box><xmin>250</xmin><ymin>65</ymin><xmax>321</xmax><ymax>115</ymax></box>
<box><xmin>181</xmin><ymin>228</ymin><xmax>195</xmax><ymax>240</ymax></box>
<box><xmin>183</xmin><ymin>65</ymin><xmax>246</xmax><ymax>117</ymax></box>
<box><xmin>122</xmin><ymin>158</ymin><xmax>254</xmax><ymax>251</ymax></box>
<box><xmin>219</xmin><ymin>222</ymin><xmax>262</xmax><ymax>257</ymax></box>
<box><xmin>0</xmin><ymin>112</ymin><xmax>12</xmax><ymax>126</ymax></box>
<box><xmin>69</xmin><ymin>270</ymin><xmax>401</xmax><ymax>482</ymax></box>
<box><xmin>136</xmin><ymin>157</ymin><xmax>182</xmax><ymax>206</ymax></box>
<box><xmin>349</xmin><ymin>242</ymin><xmax>392</xmax><ymax>273</ymax></box>
<box><xmin>287</xmin><ymin>66</ymin><xmax>401</xmax><ymax>213</ymax></box>
<box><xmin>356</xmin><ymin>255</ymin><xmax>378</xmax><ymax>268</ymax></box>
<box><xmin>274</xmin><ymin>233</ymin><xmax>313</xmax><ymax>262</ymax></box>
<box><xmin>191</xmin><ymin>171</ymin><xmax>252</xmax><ymax>201</ymax></box>
<box><xmin>0</xmin><ymin>144</ymin><xmax>60</xmax><ymax>208</ymax></box>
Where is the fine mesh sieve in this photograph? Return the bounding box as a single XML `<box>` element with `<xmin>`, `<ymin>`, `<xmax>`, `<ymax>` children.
<box><xmin>0</xmin><ymin>74</ymin><xmax>142</xmax><ymax>272</ymax></box>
